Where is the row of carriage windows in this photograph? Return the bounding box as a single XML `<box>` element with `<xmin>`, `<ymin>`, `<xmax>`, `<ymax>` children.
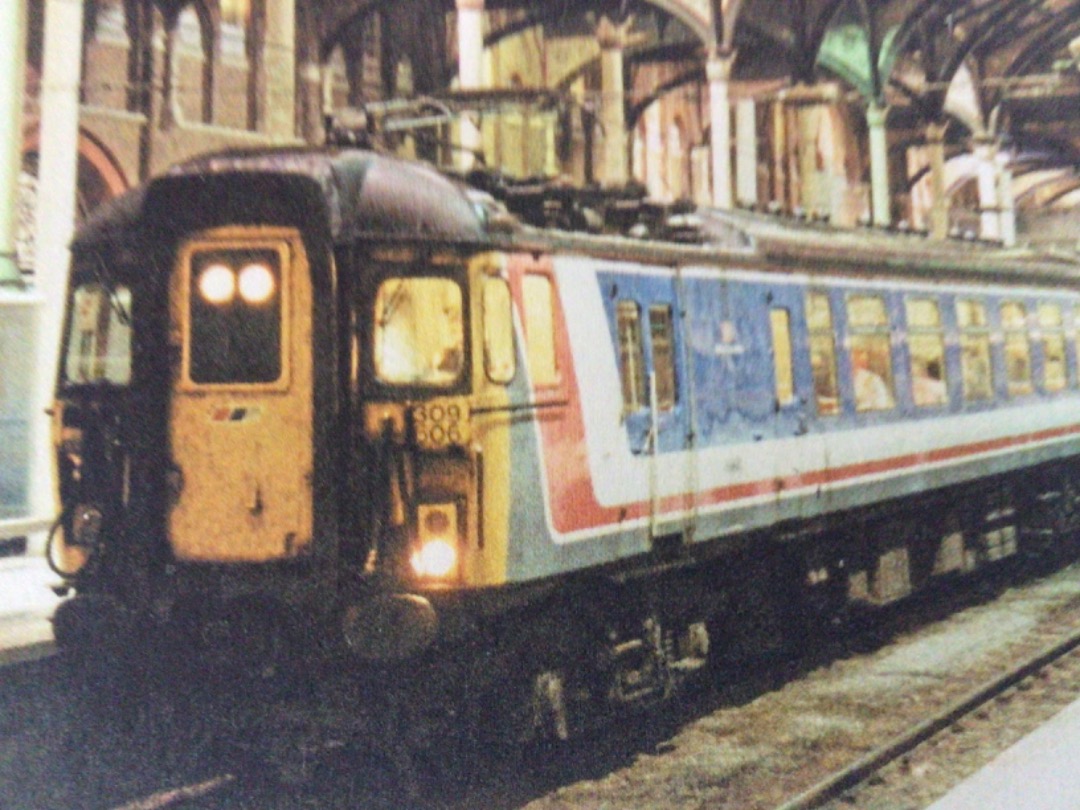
<box><xmin>57</xmin><ymin>271</ymin><xmax>1079</xmax><ymax>419</ymax></box>
<box><xmin>615</xmin><ymin>291</ymin><xmax>1079</xmax><ymax>418</ymax></box>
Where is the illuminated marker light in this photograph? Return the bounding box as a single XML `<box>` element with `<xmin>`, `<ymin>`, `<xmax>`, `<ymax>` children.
<box><xmin>238</xmin><ymin>263</ymin><xmax>276</xmax><ymax>304</ymax></box>
<box><xmin>198</xmin><ymin>264</ymin><xmax>235</xmax><ymax>304</ymax></box>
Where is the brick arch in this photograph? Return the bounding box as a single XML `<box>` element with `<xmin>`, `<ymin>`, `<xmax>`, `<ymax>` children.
<box><xmin>22</xmin><ymin>126</ymin><xmax>129</xmax><ymax>216</ymax></box>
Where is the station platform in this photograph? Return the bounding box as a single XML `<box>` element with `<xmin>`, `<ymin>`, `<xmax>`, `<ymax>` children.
<box><xmin>0</xmin><ymin>534</ymin><xmax>66</xmax><ymax>667</ymax></box>
<box><xmin>927</xmin><ymin>697</ymin><xmax>1080</xmax><ymax>809</ymax></box>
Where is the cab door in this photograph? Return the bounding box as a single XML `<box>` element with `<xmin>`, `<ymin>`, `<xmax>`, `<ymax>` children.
<box><xmin>167</xmin><ymin>227</ymin><xmax>314</xmax><ymax>562</ymax></box>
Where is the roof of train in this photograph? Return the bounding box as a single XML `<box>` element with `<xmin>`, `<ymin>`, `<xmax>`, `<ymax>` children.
<box><xmin>512</xmin><ymin>207</ymin><xmax>1080</xmax><ymax>286</ymax></box>
<box><xmin>71</xmin><ymin>145</ymin><xmax>1080</xmax><ymax>286</ymax></box>
<box><xmin>72</xmin><ymin>147</ymin><xmax>488</xmax><ymax>249</ymax></box>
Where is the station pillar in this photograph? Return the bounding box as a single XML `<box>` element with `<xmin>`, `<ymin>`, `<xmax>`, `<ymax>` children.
<box><xmin>263</xmin><ymin>0</ymin><xmax>297</xmax><ymax>139</ymax></box>
<box><xmin>643</xmin><ymin>101</ymin><xmax>663</xmax><ymax>197</ymax></box>
<box><xmin>735</xmin><ymin>97</ymin><xmax>758</xmax><ymax>208</ymax></box>
<box><xmin>926</xmin><ymin>121</ymin><xmax>949</xmax><ymax>240</ymax></box>
<box><xmin>999</xmin><ymin>164</ymin><xmax>1016</xmax><ymax>247</ymax></box>
<box><xmin>706</xmin><ymin>53</ymin><xmax>734</xmax><ymax>209</ymax></box>
<box><xmin>597</xmin><ymin>16</ymin><xmax>630</xmax><ymax>188</ymax></box>
<box><xmin>867</xmin><ymin>102</ymin><xmax>891</xmax><ymax>227</ymax></box>
<box><xmin>0</xmin><ymin>0</ymin><xmax>26</xmax><ymax>285</ymax></box>
<box><xmin>456</xmin><ymin>0</ymin><xmax>485</xmax><ymax>172</ymax></box>
<box><xmin>29</xmin><ymin>0</ymin><xmax>86</xmax><ymax>528</ymax></box>
<box><xmin>974</xmin><ymin>137</ymin><xmax>1001</xmax><ymax>242</ymax></box>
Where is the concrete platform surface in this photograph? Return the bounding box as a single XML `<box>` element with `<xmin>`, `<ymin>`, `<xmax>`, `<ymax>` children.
<box><xmin>0</xmin><ymin>554</ymin><xmax>66</xmax><ymax>666</ymax></box>
<box><xmin>927</xmin><ymin>697</ymin><xmax>1080</xmax><ymax>810</ymax></box>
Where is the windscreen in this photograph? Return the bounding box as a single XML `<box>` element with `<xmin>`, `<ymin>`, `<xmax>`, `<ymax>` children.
<box><xmin>373</xmin><ymin>277</ymin><xmax>464</xmax><ymax>386</ymax></box>
<box><xmin>188</xmin><ymin>248</ymin><xmax>282</xmax><ymax>384</ymax></box>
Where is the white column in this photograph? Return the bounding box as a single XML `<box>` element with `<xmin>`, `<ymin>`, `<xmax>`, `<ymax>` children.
<box><xmin>644</xmin><ymin>101</ymin><xmax>663</xmax><ymax>198</ymax></box>
<box><xmin>735</xmin><ymin>97</ymin><xmax>757</xmax><ymax>208</ymax></box>
<box><xmin>597</xmin><ymin>16</ymin><xmax>629</xmax><ymax>188</ymax></box>
<box><xmin>456</xmin><ymin>0</ymin><xmax>484</xmax><ymax>172</ymax></box>
<box><xmin>299</xmin><ymin>61</ymin><xmax>323</xmax><ymax>143</ymax></box>
<box><xmin>796</xmin><ymin>102</ymin><xmax>820</xmax><ymax>215</ymax></box>
<box><xmin>29</xmin><ymin>0</ymin><xmax>86</xmax><ymax>524</ymax></box>
<box><xmin>691</xmin><ymin>145</ymin><xmax>711</xmax><ymax>206</ymax></box>
<box><xmin>867</xmin><ymin>102</ymin><xmax>891</xmax><ymax>227</ymax></box>
<box><xmin>0</xmin><ymin>0</ymin><xmax>26</xmax><ymax>284</ymax></box>
<box><xmin>769</xmin><ymin>99</ymin><xmax>788</xmax><ymax>209</ymax></box>
<box><xmin>998</xmin><ymin>164</ymin><xmax>1016</xmax><ymax>247</ymax></box>
<box><xmin>263</xmin><ymin>0</ymin><xmax>296</xmax><ymax>139</ymax></box>
<box><xmin>975</xmin><ymin>138</ymin><xmax>1001</xmax><ymax>242</ymax></box>
<box><xmin>926</xmin><ymin>122</ymin><xmax>949</xmax><ymax>240</ymax></box>
<box><xmin>707</xmin><ymin>54</ymin><xmax>734</xmax><ymax>209</ymax></box>
<box><xmin>0</xmin><ymin>0</ymin><xmax>32</xmax><ymax>535</ymax></box>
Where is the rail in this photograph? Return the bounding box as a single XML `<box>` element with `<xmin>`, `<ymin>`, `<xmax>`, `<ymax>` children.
<box><xmin>774</xmin><ymin>624</ymin><xmax>1080</xmax><ymax>810</ymax></box>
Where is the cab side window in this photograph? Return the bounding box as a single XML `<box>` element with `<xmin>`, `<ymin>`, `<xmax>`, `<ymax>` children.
<box><xmin>521</xmin><ymin>274</ymin><xmax>559</xmax><ymax>386</ymax></box>
<box><xmin>482</xmin><ymin>276</ymin><xmax>515</xmax><ymax>384</ymax></box>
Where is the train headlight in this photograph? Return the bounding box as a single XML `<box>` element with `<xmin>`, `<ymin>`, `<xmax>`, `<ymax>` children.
<box><xmin>238</xmin><ymin>262</ymin><xmax>276</xmax><ymax>304</ymax></box>
<box><xmin>198</xmin><ymin>263</ymin><xmax>236</xmax><ymax>304</ymax></box>
<box><xmin>411</xmin><ymin>503</ymin><xmax>459</xmax><ymax>579</ymax></box>
<box><xmin>70</xmin><ymin>504</ymin><xmax>104</xmax><ymax>549</ymax></box>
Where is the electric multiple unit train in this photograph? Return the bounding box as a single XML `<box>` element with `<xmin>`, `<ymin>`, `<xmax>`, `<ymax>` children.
<box><xmin>50</xmin><ymin>146</ymin><xmax>1080</xmax><ymax>752</ymax></box>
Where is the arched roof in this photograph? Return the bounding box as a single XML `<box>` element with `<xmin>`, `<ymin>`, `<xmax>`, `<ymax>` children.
<box><xmin>303</xmin><ymin>0</ymin><xmax>1080</xmax><ymax>211</ymax></box>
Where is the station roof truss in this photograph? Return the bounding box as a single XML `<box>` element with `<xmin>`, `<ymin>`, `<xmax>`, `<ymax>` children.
<box><xmin>304</xmin><ymin>0</ymin><xmax>1080</xmax><ymax>207</ymax></box>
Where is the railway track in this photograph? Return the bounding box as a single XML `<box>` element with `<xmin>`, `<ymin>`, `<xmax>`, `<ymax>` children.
<box><xmin>8</xmin><ymin>559</ymin><xmax>1080</xmax><ymax>810</ymax></box>
<box><xmin>776</xmin><ymin>620</ymin><xmax>1080</xmax><ymax>809</ymax></box>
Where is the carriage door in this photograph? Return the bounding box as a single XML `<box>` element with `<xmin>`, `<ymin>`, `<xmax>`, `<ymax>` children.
<box><xmin>760</xmin><ymin>283</ymin><xmax>812</xmax><ymax>441</ymax></box>
<box><xmin>167</xmin><ymin>228</ymin><xmax>314</xmax><ymax>562</ymax></box>
<box><xmin>613</xmin><ymin>268</ymin><xmax>695</xmax><ymax>546</ymax></box>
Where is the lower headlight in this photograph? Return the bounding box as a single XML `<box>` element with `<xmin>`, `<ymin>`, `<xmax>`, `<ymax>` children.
<box><xmin>411</xmin><ymin>502</ymin><xmax>459</xmax><ymax>579</ymax></box>
<box><xmin>410</xmin><ymin>539</ymin><xmax>458</xmax><ymax>578</ymax></box>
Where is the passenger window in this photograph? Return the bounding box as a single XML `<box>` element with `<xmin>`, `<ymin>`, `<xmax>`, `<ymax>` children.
<box><xmin>482</xmin><ymin>276</ymin><xmax>515</xmax><ymax>384</ymax></box>
<box><xmin>648</xmin><ymin>305</ymin><xmax>677</xmax><ymax>411</ymax></box>
<box><xmin>806</xmin><ymin>292</ymin><xmax>839</xmax><ymax>416</ymax></box>
<box><xmin>616</xmin><ymin>300</ymin><xmax>648</xmax><ymax>413</ymax></box>
<box><xmin>906</xmin><ymin>298</ymin><xmax>947</xmax><ymax>407</ymax></box>
<box><xmin>957</xmin><ymin>299</ymin><xmax>994</xmax><ymax>401</ymax></box>
<box><xmin>770</xmin><ymin>308</ymin><xmax>795</xmax><ymax>406</ymax></box>
<box><xmin>846</xmin><ymin>294</ymin><xmax>895</xmax><ymax>412</ymax></box>
<box><xmin>1038</xmin><ymin>303</ymin><xmax>1067</xmax><ymax>392</ymax></box>
<box><xmin>522</xmin><ymin>274</ymin><xmax>559</xmax><ymax>386</ymax></box>
<box><xmin>1000</xmin><ymin>301</ymin><xmax>1032</xmax><ymax>397</ymax></box>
